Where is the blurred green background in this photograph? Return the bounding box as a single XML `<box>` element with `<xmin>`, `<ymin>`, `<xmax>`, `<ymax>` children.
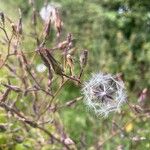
<box><xmin>0</xmin><ymin>0</ymin><xmax>150</xmax><ymax>149</ymax></box>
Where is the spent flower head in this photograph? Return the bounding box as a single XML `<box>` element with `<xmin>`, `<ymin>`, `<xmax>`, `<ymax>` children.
<box><xmin>82</xmin><ymin>72</ymin><xmax>127</xmax><ymax>117</ymax></box>
<box><xmin>40</xmin><ymin>2</ymin><xmax>61</xmax><ymax>22</ymax></box>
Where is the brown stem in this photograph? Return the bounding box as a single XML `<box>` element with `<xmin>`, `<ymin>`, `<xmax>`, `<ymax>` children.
<box><xmin>0</xmin><ymin>102</ymin><xmax>70</xmax><ymax>149</ymax></box>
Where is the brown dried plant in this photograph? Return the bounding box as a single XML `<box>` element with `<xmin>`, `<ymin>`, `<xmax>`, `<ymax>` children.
<box><xmin>0</xmin><ymin>3</ymin><xmax>87</xmax><ymax>149</ymax></box>
<box><xmin>0</xmin><ymin>2</ymin><xmax>149</xmax><ymax>150</ymax></box>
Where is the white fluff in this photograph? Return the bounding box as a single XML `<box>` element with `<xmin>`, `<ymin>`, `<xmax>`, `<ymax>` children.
<box><xmin>82</xmin><ymin>72</ymin><xmax>127</xmax><ymax>117</ymax></box>
<box><xmin>36</xmin><ymin>64</ymin><xmax>46</xmax><ymax>73</ymax></box>
<box><xmin>40</xmin><ymin>2</ymin><xmax>61</xmax><ymax>22</ymax></box>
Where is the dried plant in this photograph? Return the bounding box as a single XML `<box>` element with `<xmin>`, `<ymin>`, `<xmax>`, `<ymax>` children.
<box><xmin>0</xmin><ymin>1</ymin><xmax>149</xmax><ymax>150</ymax></box>
<box><xmin>0</xmin><ymin>3</ymin><xmax>87</xmax><ymax>149</ymax></box>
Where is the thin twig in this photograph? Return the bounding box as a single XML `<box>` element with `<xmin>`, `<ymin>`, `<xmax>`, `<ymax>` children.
<box><xmin>0</xmin><ymin>102</ymin><xmax>70</xmax><ymax>149</ymax></box>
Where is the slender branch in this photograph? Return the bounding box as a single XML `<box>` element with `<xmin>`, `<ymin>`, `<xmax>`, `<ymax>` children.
<box><xmin>0</xmin><ymin>26</ymin><xmax>9</xmax><ymax>41</ymax></box>
<box><xmin>0</xmin><ymin>102</ymin><xmax>70</xmax><ymax>149</ymax></box>
<box><xmin>38</xmin><ymin>79</ymin><xmax>69</xmax><ymax>118</ymax></box>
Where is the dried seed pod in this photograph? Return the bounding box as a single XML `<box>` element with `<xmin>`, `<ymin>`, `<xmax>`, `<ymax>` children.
<box><xmin>80</xmin><ymin>50</ymin><xmax>88</xmax><ymax>68</ymax></box>
<box><xmin>138</xmin><ymin>88</ymin><xmax>148</xmax><ymax>107</ymax></box>
<box><xmin>54</xmin><ymin>8</ymin><xmax>63</xmax><ymax>37</ymax></box>
<box><xmin>63</xmin><ymin>138</ymin><xmax>74</xmax><ymax>145</ymax></box>
<box><xmin>45</xmin><ymin>49</ymin><xmax>64</xmax><ymax>75</ymax></box>
<box><xmin>11</xmin><ymin>22</ymin><xmax>17</xmax><ymax>34</ymax></box>
<box><xmin>66</xmin><ymin>33</ymin><xmax>73</xmax><ymax>49</ymax></box>
<box><xmin>17</xmin><ymin>18</ymin><xmax>22</xmax><ymax>34</ymax></box>
<box><xmin>38</xmin><ymin>50</ymin><xmax>50</xmax><ymax>67</ymax></box>
<box><xmin>43</xmin><ymin>18</ymin><xmax>51</xmax><ymax>39</ymax></box>
<box><xmin>48</xmin><ymin>66</ymin><xmax>53</xmax><ymax>87</ymax></box>
<box><xmin>67</xmin><ymin>33</ymin><xmax>72</xmax><ymax>43</ymax></box>
<box><xmin>32</xmin><ymin>8</ymin><xmax>37</xmax><ymax>26</ymax></box>
<box><xmin>37</xmin><ymin>49</ymin><xmax>53</xmax><ymax>86</ymax></box>
<box><xmin>0</xmin><ymin>12</ymin><xmax>5</xmax><ymax>26</ymax></box>
<box><xmin>40</xmin><ymin>3</ymin><xmax>63</xmax><ymax>37</ymax></box>
<box><xmin>138</xmin><ymin>88</ymin><xmax>148</xmax><ymax>103</ymax></box>
<box><xmin>17</xmin><ymin>9</ymin><xmax>23</xmax><ymax>34</ymax></box>
<box><xmin>58</xmin><ymin>40</ymin><xmax>68</xmax><ymax>50</ymax></box>
<box><xmin>66</xmin><ymin>54</ymin><xmax>74</xmax><ymax>75</ymax></box>
<box><xmin>66</xmin><ymin>54</ymin><xmax>74</xmax><ymax>68</ymax></box>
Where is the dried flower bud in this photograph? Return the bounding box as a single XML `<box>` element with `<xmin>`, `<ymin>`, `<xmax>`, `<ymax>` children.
<box><xmin>11</xmin><ymin>22</ymin><xmax>17</xmax><ymax>34</ymax></box>
<box><xmin>67</xmin><ymin>33</ymin><xmax>72</xmax><ymax>43</ymax></box>
<box><xmin>63</xmin><ymin>138</ymin><xmax>74</xmax><ymax>145</ymax></box>
<box><xmin>138</xmin><ymin>88</ymin><xmax>149</xmax><ymax>109</ymax></box>
<box><xmin>32</xmin><ymin>8</ymin><xmax>37</xmax><ymax>26</ymax></box>
<box><xmin>0</xmin><ymin>12</ymin><xmax>5</xmax><ymax>26</ymax></box>
<box><xmin>58</xmin><ymin>40</ymin><xmax>68</xmax><ymax>50</ymax></box>
<box><xmin>66</xmin><ymin>54</ymin><xmax>74</xmax><ymax>75</ymax></box>
<box><xmin>80</xmin><ymin>50</ymin><xmax>88</xmax><ymax>68</ymax></box>
<box><xmin>17</xmin><ymin>18</ymin><xmax>22</xmax><ymax>34</ymax></box>
<box><xmin>45</xmin><ymin>49</ymin><xmax>64</xmax><ymax>75</ymax></box>
<box><xmin>16</xmin><ymin>9</ymin><xmax>23</xmax><ymax>34</ymax></box>
<box><xmin>54</xmin><ymin>8</ymin><xmax>63</xmax><ymax>37</ymax></box>
<box><xmin>138</xmin><ymin>88</ymin><xmax>148</xmax><ymax>103</ymax></box>
<box><xmin>82</xmin><ymin>72</ymin><xmax>127</xmax><ymax>117</ymax></box>
<box><xmin>40</xmin><ymin>3</ymin><xmax>62</xmax><ymax>37</ymax></box>
<box><xmin>43</xmin><ymin>18</ymin><xmax>51</xmax><ymax>39</ymax></box>
<box><xmin>66</xmin><ymin>33</ymin><xmax>73</xmax><ymax>49</ymax></box>
<box><xmin>37</xmin><ymin>49</ymin><xmax>49</xmax><ymax>67</ymax></box>
<box><xmin>66</xmin><ymin>54</ymin><xmax>74</xmax><ymax>68</ymax></box>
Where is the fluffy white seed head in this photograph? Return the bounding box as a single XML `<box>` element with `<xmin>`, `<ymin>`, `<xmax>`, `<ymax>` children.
<box><xmin>40</xmin><ymin>2</ymin><xmax>61</xmax><ymax>22</ymax></box>
<box><xmin>82</xmin><ymin>72</ymin><xmax>127</xmax><ymax>117</ymax></box>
